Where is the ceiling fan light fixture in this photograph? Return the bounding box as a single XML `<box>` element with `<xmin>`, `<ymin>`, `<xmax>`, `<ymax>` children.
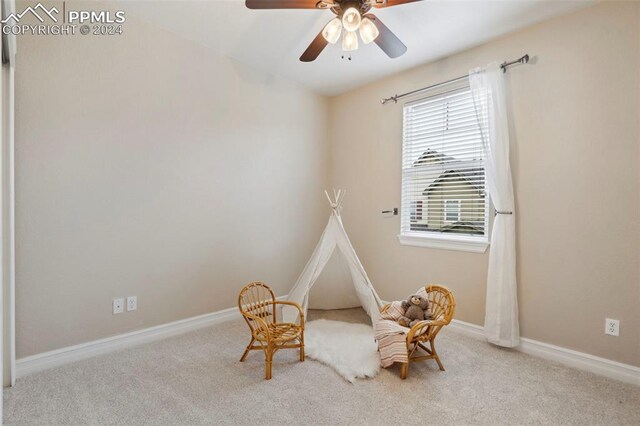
<box><xmin>342</xmin><ymin>30</ymin><xmax>358</xmax><ymax>51</ymax></box>
<box><xmin>359</xmin><ymin>17</ymin><xmax>379</xmax><ymax>44</ymax></box>
<box><xmin>322</xmin><ymin>18</ymin><xmax>343</xmax><ymax>44</ymax></box>
<box><xmin>342</xmin><ymin>7</ymin><xmax>361</xmax><ymax>32</ymax></box>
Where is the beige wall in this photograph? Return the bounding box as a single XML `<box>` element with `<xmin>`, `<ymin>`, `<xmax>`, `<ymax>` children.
<box><xmin>13</xmin><ymin>0</ymin><xmax>640</xmax><ymax>368</ymax></box>
<box><xmin>15</xmin><ymin>14</ymin><xmax>328</xmax><ymax>357</ymax></box>
<box><xmin>328</xmin><ymin>1</ymin><xmax>640</xmax><ymax>366</ymax></box>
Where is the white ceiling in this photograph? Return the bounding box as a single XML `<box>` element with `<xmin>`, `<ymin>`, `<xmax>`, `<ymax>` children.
<box><xmin>118</xmin><ymin>0</ymin><xmax>595</xmax><ymax>95</ymax></box>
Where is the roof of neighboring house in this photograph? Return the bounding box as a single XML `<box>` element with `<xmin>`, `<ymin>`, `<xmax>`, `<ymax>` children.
<box><xmin>413</xmin><ymin>149</ymin><xmax>455</xmax><ymax>166</ymax></box>
<box><xmin>423</xmin><ymin>168</ymin><xmax>485</xmax><ymax>194</ymax></box>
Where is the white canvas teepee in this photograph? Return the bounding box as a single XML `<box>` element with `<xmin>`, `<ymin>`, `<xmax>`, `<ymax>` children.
<box><xmin>282</xmin><ymin>190</ymin><xmax>384</xmax><ymax>324</ymax></box>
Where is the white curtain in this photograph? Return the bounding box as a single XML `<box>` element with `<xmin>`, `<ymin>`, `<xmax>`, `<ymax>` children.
<box><xmin>469</xmin><ymin>63</ymin><xmax>519</xmax><ymax>347</ymax></box>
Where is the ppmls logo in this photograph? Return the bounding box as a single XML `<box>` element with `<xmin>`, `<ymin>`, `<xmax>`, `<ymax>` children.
<box><xmin>1</xmin><ymin>3</ymin><xmax>59</xmax><ymax>23</ymax></box>
<box><xmin>1</xmin><ymin>2</ymin><xmax>126</xmax><ymax>36</ymax></box>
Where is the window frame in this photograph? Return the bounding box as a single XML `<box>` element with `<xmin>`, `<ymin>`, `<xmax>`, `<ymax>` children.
<box><xmin>397</xmin><ymin>84</ymin><xmax>490</xmax><ymax>253</ymax></box>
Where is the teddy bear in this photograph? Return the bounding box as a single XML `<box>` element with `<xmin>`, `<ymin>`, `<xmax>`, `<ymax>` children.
<box><xmin>398</xmin><ymin>294</ymin><xmax>432</xmax><ymax>327</ymax></box>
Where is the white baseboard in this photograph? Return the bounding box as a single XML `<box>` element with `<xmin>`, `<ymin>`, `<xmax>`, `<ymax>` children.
<box><xmin>449</xmin><ymin>319</ymin><xmax>640</xmax><ymax>387</ymax></box>
<box><xmin>17</xmin><ymin>306</ymin><xmax>639</xmax><ymax>388</ymax></box>
<box><xmin>16</xmin><ymin>295</ymin><xmax>288</xmax><ymax>379</ymax></box>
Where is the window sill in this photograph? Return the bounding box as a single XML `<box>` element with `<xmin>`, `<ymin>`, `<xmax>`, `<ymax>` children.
<box><xmin>397</xmin><ymin>233</ymin><xmax>489</xmax><ymax>253</ymax></box>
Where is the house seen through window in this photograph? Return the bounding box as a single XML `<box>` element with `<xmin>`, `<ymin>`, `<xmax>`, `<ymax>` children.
<box><xmin>400</xmin><ymin>86</ymin><xmax>489</xmax><ymax>249</ymax></box>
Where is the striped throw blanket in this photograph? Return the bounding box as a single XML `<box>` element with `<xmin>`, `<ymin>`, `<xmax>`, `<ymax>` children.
<box><xmin>374</xmin><ymin>287</ymin><xmax>430</xmax><ymax>368</ymax></box>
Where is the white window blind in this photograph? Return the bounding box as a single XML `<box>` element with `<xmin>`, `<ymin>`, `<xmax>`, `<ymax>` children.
<box><xmin>400</xmin><ymin>86</ymin><xmax>489</xmax><ymax>245</ymax></box>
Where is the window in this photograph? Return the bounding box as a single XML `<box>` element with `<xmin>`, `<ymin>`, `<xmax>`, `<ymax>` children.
<box><xmin>444</xmin><ymin>199</ymin><xmax>461</xmax><ymax>222</ymax></box>
<box><xmin>399</xmin><ymin>86</ymin><xmax>489</xmax><ymax>253</ymax></box>
<box><xmin>409</xmin><ymin>201</ymin><xmax>426</xmax><ymax>231</ymax></box>
<box><xmin>410</xmin><ymin>201</ymin><xmax>422</xmax><ymax>221</ymax></box>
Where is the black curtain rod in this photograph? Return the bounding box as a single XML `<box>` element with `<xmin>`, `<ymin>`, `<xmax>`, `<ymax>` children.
<box><xmin>380</xmin><ymin>54</ymin><xmax>530</xmax><ymax>105</ymax></box>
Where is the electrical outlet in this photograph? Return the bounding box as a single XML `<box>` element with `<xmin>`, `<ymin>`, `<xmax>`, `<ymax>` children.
<box><xmin>127</xmin><ymin>296</ymin><xmax>137</xmax><ymax>312</ymax></box>
<box><xmin>113</xmin><ymin>298</ymin><xmax>124</xmax><ymax>314</ymax></box>
<box><xmin>605</xmin><ymin>318</ymin><xmax>620</xmax><ymax>336</ymax></box>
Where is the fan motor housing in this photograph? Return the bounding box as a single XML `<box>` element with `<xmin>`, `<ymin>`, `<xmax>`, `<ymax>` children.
<box><xmin>323</xmin><ymin>0</ymin><xmax>372</xmax><ymax>15</ymax></box>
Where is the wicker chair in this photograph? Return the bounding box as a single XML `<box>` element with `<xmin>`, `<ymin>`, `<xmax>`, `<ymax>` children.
<box><xmin>238</xmin><ymin>281</ymin><xmax>305</xmax><ymax>380</ymax></box>
<box><xmin>381</xmin><ymin>284</ymin><xmax>456</xmax><ymax>379</ymax></box>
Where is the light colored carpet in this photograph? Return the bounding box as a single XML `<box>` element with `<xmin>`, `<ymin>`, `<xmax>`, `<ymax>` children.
<box><xmin>4</xmin><ymin>308</ymin><xmax>640</xmax><ymax>425</ymax></box>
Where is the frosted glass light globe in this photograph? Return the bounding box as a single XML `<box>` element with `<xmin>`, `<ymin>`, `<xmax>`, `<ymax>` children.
<box><xmin>342</xmin><ymin>7</ymin><xmax>361</xmax><ymax>32</ymax></box>
<box><xmin>359</xmin><ymin>17</ymin><xmax>379</xmax><ymax>44</ymax></box>
<box><xmin>342</xmin><ymin>30</ymin><xmax>358</xmax><ymax>51</ymax></box>
<box><xmin>322</xmin><ymin>18</ymin><xmax>342</xmax><ymax>44</ymax></box>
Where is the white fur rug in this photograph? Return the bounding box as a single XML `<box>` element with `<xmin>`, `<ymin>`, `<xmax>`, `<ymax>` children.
<box><xmin>304</xmin><ymin>319</ymin><xmax>380</xmax><ymax>383</ymax></box>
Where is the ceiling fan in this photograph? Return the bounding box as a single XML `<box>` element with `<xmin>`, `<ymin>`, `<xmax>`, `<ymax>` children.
<box><xmin>245</xmin><ymin>0</ymin><xmax>420</xmax><ymax>62</ymax></box>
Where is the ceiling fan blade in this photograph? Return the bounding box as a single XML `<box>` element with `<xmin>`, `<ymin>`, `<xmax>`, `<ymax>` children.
<box><xmin>368</xmin><ymin>14</ymin><xmax>407</xmax><ymax>58</ymax></box>
<box><xmin>245</xmin><ymin>0</ymin><xmax>331</xmax><ymax>9</ymax></box>
<box><xmin>371</xmin><ymin>0</ymin><xmax>422</xmax><ymax>8</ymax></box>
<box><xmin>300</xmin><ymin>30</ymin><xmax>329</xmax><ymax>62</ymax></box>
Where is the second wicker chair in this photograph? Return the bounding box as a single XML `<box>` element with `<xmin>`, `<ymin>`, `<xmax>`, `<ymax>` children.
<box><xmin>381</xmin><ymin>284</ymin><xmax>456</xmax><ymax>379</ymax></box>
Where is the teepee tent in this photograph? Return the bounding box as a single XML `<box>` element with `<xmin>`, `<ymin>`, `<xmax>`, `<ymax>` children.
<box><xmin>282</xmin><ymin>190</ymin><xmax>384</xmax><ymax>324</ymax></box>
